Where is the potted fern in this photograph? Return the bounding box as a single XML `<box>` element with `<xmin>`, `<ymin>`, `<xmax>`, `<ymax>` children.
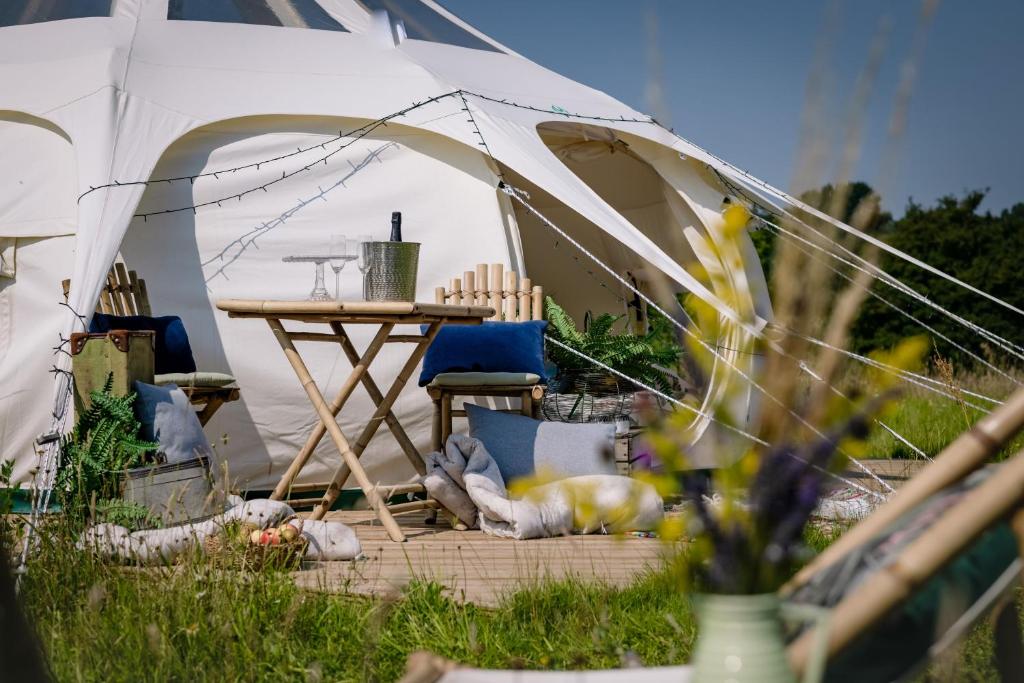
<box><xmin>543</xmin><ymin>297</ymin><xmax>681</xmax><ymax>422</ymax></box>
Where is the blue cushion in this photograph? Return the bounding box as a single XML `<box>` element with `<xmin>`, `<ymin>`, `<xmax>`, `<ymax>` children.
<box><xmin>418</xmin><ymin>320</ymin><xmax>548</xmax><ymax>387</ymax></box>
<box><xmin>90</xmin><ymin>313</ymin><xmax>197</xmax><ymax>375</ymax></box>
<box><xmin>465</xmin><ymin>403</ymin><xmax>617</xmax><ymax>483</ymax></box>
<box><xmin>133</xmin><ymin>381</ymin><xmax>213</xmax><ymax>465</ymax></box>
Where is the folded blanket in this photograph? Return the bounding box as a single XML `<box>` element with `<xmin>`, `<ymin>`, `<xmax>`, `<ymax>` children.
<box><xmin>423</xmin><ymin>434</ymin><xmax>663</xmax><ymax>539</ymax></box>
<box><xmin>78</xmin><ymin>498</ymin><xmax>362</xmax><ymax>563</ymax></box>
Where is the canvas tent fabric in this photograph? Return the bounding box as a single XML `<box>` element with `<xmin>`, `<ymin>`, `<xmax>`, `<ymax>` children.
<box><xmin>0</xmin><ymin>0</ymin><xmax>774</xmax><ymax>491</ymax></box>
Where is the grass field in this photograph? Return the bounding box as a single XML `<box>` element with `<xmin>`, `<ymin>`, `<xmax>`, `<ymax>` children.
<box><xmin>13</xmin><ymin>523</ymin><xmax>1019</xmax><ymax>682</ymax></box>
<box><xmin>854</xmin><ymin>369</ymin><xmax>1024</xmax><ymax>460</ymax></box>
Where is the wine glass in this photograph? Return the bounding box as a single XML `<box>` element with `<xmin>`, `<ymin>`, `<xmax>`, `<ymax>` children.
<box><xmin>356</xmin><ymin>234</ymin><xmax>373</xmax><ymax>300</ymax></box>
<box><xmin>329</xmin><ymin>234</ymin><xmax>348</xmax><ymax>300</ymax></box>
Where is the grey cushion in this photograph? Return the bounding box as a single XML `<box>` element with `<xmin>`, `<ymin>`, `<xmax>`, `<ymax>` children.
<box><xmin>154</xmin><ymin>371</ymin><xmax>236</xmax><ymax>388</ymax></box>
<box><xmin>429</xmin><ymin>372</ymin><xmax>541</xmax><ymax>388</ymax></box>
<box><xmin>464</xmin><ymin>403</ymin><xmax>616</xmax><ymax>483</ymax></box>
<box><xmin>133</xmin><ymin>381</ymin><xmax>214</xmax><ymax>465</ymax></box>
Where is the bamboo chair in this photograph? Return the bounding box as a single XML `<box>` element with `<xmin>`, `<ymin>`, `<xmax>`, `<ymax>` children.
<box><xmin>783</xmin><ymin>387</ymin><xmax>1024</xmax><ymax>682</ymax></box>
<box><xmin>62</xmin><ymin>264</ymin><xmax>240</xmax><ymax>426</ymax></box>
<box><xmin>428</xmin><ymin>263</ymin><xmax>545</xmax><ymax>452</ymax></box>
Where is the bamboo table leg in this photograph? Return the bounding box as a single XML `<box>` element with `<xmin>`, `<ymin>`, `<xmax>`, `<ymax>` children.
<box><xmin>265</xmin><ymin>317</ymin><xmax>405</xmax><ymax>542</ymax></box>
<box><xmin>330</xmin><ymin>321</ymin><xmax>425</xmax><ymax>476</ymax></box>
<box><xmin>310</xmin><ymin>321</ymin><xmax>443</xmax><ymax>521</ymax></box>
<box><xmin>270</xmin><ymin>323</ymin><xmax>394</xmax><ymax>501</ymax></box>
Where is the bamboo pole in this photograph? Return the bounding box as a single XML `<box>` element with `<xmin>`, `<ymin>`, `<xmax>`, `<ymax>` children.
<box><xmin>788</xmin><ymin>449</ymin><xmax>1024</xmax><ymax>676</ymax></box>
<box><xmin>327</xmin><ymin>321</ymin><xmax>425</xmax><ymax>474</ymax></box>
<box><xmin>373</xmin><ymin>483</ymin><xmax>426</xmax><ymax>497</ymax></box>
<box><xmin>531</xmin><ymin>286</ymin><xmax>544</xmax><ymax>320</ymax></box>
<box><xmin>475</xmin><ymin>264</ymin><xmax>488</xmax><ymax>306</ymax></box>
<box><xmin>270</xmin><ymin>323</ymin><xmax>394</xmax><ymax>501</ymax></box>
<box><xmin>786</xmin><ymin>386</ymin><xmax>1024</xmax><ymax>591</ymax></box>
<box><xmin>462</xmin><ymin>270</ymin><xmax>475</xmax><ymax>306</ymax></box>
<box><xmin>264</xmin><ymin>317</ymin><xmax>404</xmax><ymax>542</ymax></box>
<box><xmin>114</xmin><ymin>263</ymin><xmax>136</xmax><ymax>315</ymax></box>
<box><xmin>503</xmin><ymin>270</ymin><xmax>517</xmax><ymax>322</ymax></box>
<box><xmin>441</xmin><ymin>393</ymin><xmax>453</xmax><ymax>447</ymax></box>
<box><xmin>519</xmin><ymin>278</ymin><xmax>532</xmax><ymax>322</ymax></box>
<box><xmin>128</xmin><ymin>270</ymin><xmax>151</xmax><ymax>316</ymax></box>
<box><xmin>450</xmin><ymin>278</ymin><xmax>461</xmax><ymax>305</ymax></box>
<box><xmin>488</xmin><ymin>263</ymin><xmax>503</xmax><ymax>320</ymax></box>
<box><xmin>434</xmin><ymin>286</ymin><xmax>445</xmax><ymax>305</ymax></box>
<box><xmin>104</xmin><ymin>271</ymin><xmax>122</xmax><ymax>315</ymax></box>
<box><xmin>387</xmin><ymin>499</ymin><xmax>441</xmax><ymax>515</ymax></box>
<box><xmin>311</xmin><ymin>321</ymin><xmax>443</xmax><ymax>523</ymax></box>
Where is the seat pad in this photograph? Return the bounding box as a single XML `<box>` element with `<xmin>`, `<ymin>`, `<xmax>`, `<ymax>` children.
<box><xmin>154</xmin><ymin>371</ymin><xmax>236</xmax><ymax>388</ymax></box>
<box><xmin>429</xmin><ymin>372</ymin><xmax>541</xmax><ymax>388</ymax></box>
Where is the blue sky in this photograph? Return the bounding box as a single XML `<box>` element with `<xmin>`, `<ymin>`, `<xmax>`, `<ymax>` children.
<box><xmin>442</xmin><ymin>1</ymin><xmax>1023</xmax><ymax>216</ymax></box>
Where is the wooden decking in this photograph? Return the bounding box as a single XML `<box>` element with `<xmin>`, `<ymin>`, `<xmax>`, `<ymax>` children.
<box><xmin>294</xmin><ymin>510</ymin><xmax>672</xmax><ymax>607</ymax></box>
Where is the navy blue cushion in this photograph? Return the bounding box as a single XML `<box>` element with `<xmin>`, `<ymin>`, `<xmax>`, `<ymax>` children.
<box><xmin>90</xmin><ymin>314</ymin><xmax>197</xmax><ymax>375</ymax></box>
<box><xmin>418</xmin><ymin>320</ymin><xmax>548</xmax><ymax>387</ymax></box>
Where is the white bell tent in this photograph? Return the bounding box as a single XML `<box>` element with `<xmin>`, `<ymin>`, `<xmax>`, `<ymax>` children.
<box><xmin>0</xmin><ymin>0</ymin><xmax>780</xmax><ymax>493</ymax></box>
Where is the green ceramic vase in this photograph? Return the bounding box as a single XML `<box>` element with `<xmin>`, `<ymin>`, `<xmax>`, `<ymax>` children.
<box><xmin>691</xmin><ymin>593</ymin><xmax>796</xmax><ymax>683</ymax></box>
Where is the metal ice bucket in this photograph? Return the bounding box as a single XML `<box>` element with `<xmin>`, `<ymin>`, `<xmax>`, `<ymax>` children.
<box><xmin>362</xmin><ymin>241</ymin><xmax>420</xmax><ymax>302</ymax></box>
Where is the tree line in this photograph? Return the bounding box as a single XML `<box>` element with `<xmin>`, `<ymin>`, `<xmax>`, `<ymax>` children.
<box><xmin>749</xmin><ymin>183</ymin><xmax>1024</xmax><ymax>370</ymax></box>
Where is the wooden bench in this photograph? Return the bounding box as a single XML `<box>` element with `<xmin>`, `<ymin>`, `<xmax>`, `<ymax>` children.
<box><xmin>63</xmin><ymin>264</ymin><xmax>240</xmax><ymax>426</ymax></box>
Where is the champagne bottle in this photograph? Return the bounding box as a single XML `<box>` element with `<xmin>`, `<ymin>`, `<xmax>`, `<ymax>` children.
<box><xmin>390</xmin><ymin>211</ymin><xmax>402</xmax><ymax>242</ymax></box>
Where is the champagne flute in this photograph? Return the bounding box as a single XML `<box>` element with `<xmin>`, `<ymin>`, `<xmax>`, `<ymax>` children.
<box><xmin>329</xmin><ymin>234</ymin><xmax>348</xmax><ymax>300</ymax></box>
<box><xmin>356</xmin><ymin>233</ymin><xmax>373</xmax><ymax>300</ymax></box>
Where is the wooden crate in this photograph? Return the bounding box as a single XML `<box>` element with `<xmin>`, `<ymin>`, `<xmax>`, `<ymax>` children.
<box><xmin>123</xmin><ymin>456</ymin><xmax>223</xmax><ymax>525</ymax></box>
<box><xmin>70</xmin><ymin>331</ymin><xmax>155</xmax><ymax>411</ymax></box>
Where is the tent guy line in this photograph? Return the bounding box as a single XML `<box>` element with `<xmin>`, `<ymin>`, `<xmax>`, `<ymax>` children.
<box><xmin>712</xmin><ymin>167</ymin><xmax>1024</xmax><ymax>362</ymax></box>
<box><xmin>758</xmin><ymin>210</ymin><xmax>1024</xmax><ymax>363</ymax></box>
<box><xmin>712</xmin><ymin>168</ymin><xmax>1024</xmax><ymax>381</ymax></box>
<box><xmin>545</xmin><ymin>336</ymin><xmax>884</xmax><ymax>501</ymax></box>
<box><xmin>759</xmin><ymin>219</ymin><xmax>1023</xmax><ymax>390</ymax></box>
<box><xmin>500</xmin><ymin>182</ymin><xmax>899</xmax><ymax>493</ymax></box>
<box><xmin>679</xmin><ymin>124</ymin><xmax>1024</xmax><ymax>321</ymax></box>
<box><xmin>493</xmin><ymin>185</ymin><xmax>927</xmax><ymax>474</ymax></box>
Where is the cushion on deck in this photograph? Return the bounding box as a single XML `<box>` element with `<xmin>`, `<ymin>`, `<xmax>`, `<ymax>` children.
<box><xmin>418</xmin><ymin>320</ymin><xmax>548</xmax><ymax>386</ymax></box>
<box><xmin>465</xmin><ymin>403</ymin><xmax>616</xmax><ymax>483</ymax></box>
<box><xmin>429</xmin><ymin>372</ymin><xmax>541</xmax><ymax>388</ymax></box>
<box><xmin>155</xmin><ymin>371</ymin><xmax>236</xmax><ymax>388</ymax></box>
<box><xmin>90</xmin><ymin>313</ymin><xmax>196</xmax><ymax>375</ymax></box>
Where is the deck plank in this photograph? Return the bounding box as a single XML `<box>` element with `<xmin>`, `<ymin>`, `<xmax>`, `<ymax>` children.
<box><xmin>294</xmin><ymin>510</ymin><xmax>673</xmax><ymax>607</ymax></box>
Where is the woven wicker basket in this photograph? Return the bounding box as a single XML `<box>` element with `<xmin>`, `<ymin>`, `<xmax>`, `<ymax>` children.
<box><xmin>203</xmin><ymin>524</ymin><xmax>307</xmax><ymax>571</ymax></box>
<box><xmin>542</xmin><ymin>369</ymin><xmax>634</xmax><ymax>423</ymax></box>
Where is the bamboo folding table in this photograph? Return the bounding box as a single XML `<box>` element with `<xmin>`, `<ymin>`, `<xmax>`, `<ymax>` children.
<box><xmin>215</xmin><ymin>299</ymin><xmax>494</xmax><ymax>542</ymax></box>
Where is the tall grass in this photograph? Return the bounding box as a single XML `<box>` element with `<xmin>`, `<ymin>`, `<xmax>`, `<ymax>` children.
<box><xmin>16</xmin><ymin>524</ymin><xmax>1017</xmax><ymax>682</ymax></box>
<box><xmin>18</xmin><ymin>529</ymin><xmax>697</xmax><ymax>682</ymax></box>
<box><xmin>856</xmin><ymin>367</ymin><xmax>1024</xmax><ymax>460</ymax></box>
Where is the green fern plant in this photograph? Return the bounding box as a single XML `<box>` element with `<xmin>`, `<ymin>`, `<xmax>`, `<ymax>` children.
<box><xmin>57</xmin><ymin>374</ymin><xmax>157</xmax><ymax>526</ymax></box>
<box><xmin>544</xmin><ymin>297</ymin><xmax>682</xmax><ymax>393</ymax></box>
<box><xmin>94</xmin><ymin>498</ymin><xmax>162</xmax><ymax>530</ymax></box>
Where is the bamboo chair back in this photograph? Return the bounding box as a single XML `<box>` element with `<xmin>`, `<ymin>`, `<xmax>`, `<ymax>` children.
<box><xmin>785</xmin><ymin>386</ymin><xmax>1024</xmax><ymax>677</ymax></box>
<box><xmin>62</xmin><ymin>263</ymin><xmax>152</xmax><ymax>316</ymax></box>
<box><xmin>434</xmin><ymin>263</ymin><xmax>543</xmax><ymax>322</ymax></box>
